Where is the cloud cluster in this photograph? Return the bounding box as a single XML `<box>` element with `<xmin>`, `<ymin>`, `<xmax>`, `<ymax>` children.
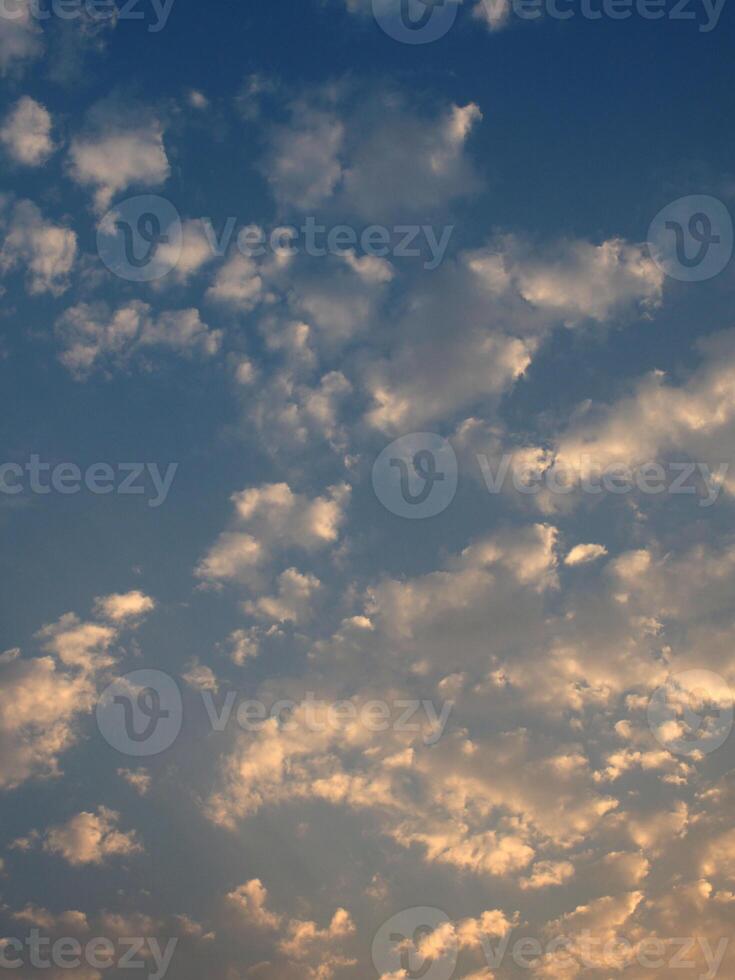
<box><xmin>0</xmin><ymin>199</ymin><xmax>77</xmax><ymax>295</ymax></box>
<box><xmin>0</xmin><ymin>592</ymin><xmax>154</xmax><ymax>790</ymax></box>
<box><xmin>55</xmin><ymin>301</ymin><xmax>222</xmax><ymax>379</ymax></box>
<box><xmin>0</xmin><ymin>96</ymin><xmax>54</xmax><ymax>165</ymax></box>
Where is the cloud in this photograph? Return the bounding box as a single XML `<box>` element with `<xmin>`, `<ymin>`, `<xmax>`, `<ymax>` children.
<box><xmin>340</xmin><ymin>101</ymin><xmax>483</xmax><ymax>220</ymax></box>
<box><xmin>226</xmin><ymin>879</ymin><xmax>282</xmax><ymax>931</ymax></box>
<box><xmin>42</xmin><ymin>807</ymin><xmax>143</xmax><ymax>866</ymax></box>
<box><xmin>362</xmin><ymin>233</ymin><xmax>661</xmax><ymax>433</ymax></box>
<box><xmin>0</xmin><ymin>96</ymin><xmax>54</xmax><ymax>165</ymax></box>
<box><xmin>36</xmin><ymin>613</ymin><xmax>117</xmax><ymax>672</ymax></box>
<box><xmin>118</xmin><ymin>769</ymin><xmax>153</xmax><ymax>796</ymax></box>
<box><xmin>55</xmin><ymin>301</ymin><xmax>222</xmax><ymax>379</ymax></box>
<box><xmin>0</xmin><ymin>593</ymin><xmax>153</xmax><ymax>791</ymax></box>
<box><xmin>261</xmin><ymin>104</ymin><xmax>345</xmax><ymax>211</ymax></box>
<box><xmin>258</xmin><ymin>86</ymin><xmax>482</xmax><ymax>220</ymax></box>
<box><xmin>67</xmin><ymin>111</ymin><xmax>170</xmax><ymax>211</ymax></box>
<box><xmin>565</xmin><ymin>543</ymin><xmax>608</xmax><ymax>566</ymax></box>
<box><xmin>244</xmin><ymin>568</ymin><xmax>322</xmax><ymax>624</ymax></box>
<box><xmin>160</xmin><ymin>217</ymin><xmax>217</xmax><ymax>283</ymax></box>
<box><xmin>196</xmin><ymin>482</ymin><xmax>350</xmax><ymax>588</ymax></box>
<box><xmin>547</xmin><ymin>330</ymin><xmax>735</xmax><ymax>498</ymax></box>
<box><xmin>0</xmin><ymin>199</ymin><xmax>77</xmax><ymax>295</ymax></box>
<box><xmin>0</xmin><ymin>651</ymin><xmax>96</xmax><ymax>790</ymax></box>
<box><xmin>93</xmin><ymin>590</ymin><xmax>156</xmax><ymax>623</ymax></box>
<box><xmin>226</xmin><ymin>878</ymin><xmax>356</xmax><ymax>978</ymax></box>
<box><xmin>0</xmin><ymin>0</ymin><xmax>42</xmax><ymax>74</ymax></box>
<box><xmin>206</xmin><ymin>252</ymin><xmax>264</xmax><ymax>310</ymax></box>
<box><xmin>183</xmin><ymin>661</ymin><xmax>219</xmax><ymax>692</ymax></box>
<box><xmin>472</xmin><ymin>234</ymin><xmax>664</xmax><ymax>324</ymax></box>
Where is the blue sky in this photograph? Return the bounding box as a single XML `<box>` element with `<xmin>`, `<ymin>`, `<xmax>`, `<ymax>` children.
<box><xmin>1</xmin><ymin>1</ymin><xmax>735</xmax><ymax>978</ymax></box>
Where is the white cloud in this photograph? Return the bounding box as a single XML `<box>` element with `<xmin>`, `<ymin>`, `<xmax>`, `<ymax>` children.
<box><xmin>261</xmin><ymin>105</ymin><xmax>345</xmax><ymax>211</ymax></box>
<box><xmin>161</xmin><ymin>218</ymin><xmax>217</xmax><ymax>283</ymax></box>
<box><xmin>36</xmin><ymin>613</ymin><xmax>117</xmax><ymax>672</ymax></box>
<box><xmin>257</xmin><ymin>87</ymin><xmax>482</xmax><ymax>220</ymax></box>
<box><xmin>473</xmin><ymin>0</ymin><xmax>513</xmax><ymax>29</ymax></box>
<box><xmin>67</xmin><ymin>115</ymin><xmax>170</xmax><ymax>211</ymax></box>
<box><xmin>339</xmin><ymin>100</ymin><xmax>483</xmax><ymax>220</ymax></box>
<box><xmin>93</xmin><ymin>590</ymin><xmax>156</xmax><ymax>623</ymax></box>
<box><xmin>226</xmin><ymin>879</ymin><xmax>282</xmax><ymax>931</ymax></box>
<box><xmin>565</xmin><ymin>543</ymin><xmax>608</xmax><ymax>566</ymax></box>
<box><xmin>183</xmin><ymin>661</ymin><xmax>219</xmax><ymax>692</ymax></box>
<box><xmin>206</xmin><ymin>252</ymin><xmax>263</xmax><ymax>309</ymax></box>
<box><xmin>196</xmin><ymin>482</ymin><xmax>350</xmax><ymax>588</ymax></box>
<box><xmin>0</xmin><ymin>0</ymin><xmax>42</xmax><ymax>74</ymax></box>
<box><xmin>188</xmin><ymin>89</ymin><xmax>209</xmax><ymax>109</ymax></box>
<box><xmin>0</xmin><ymin>96</ymin><xmax>54</xmax><ymax>165</ymax></box>
<box><xmin>362</xmin><ymin>232</ymin><xmax>660</xmax><ymax>433</ymax></box>
<box><xmin>0</xmin><ymin>652</ymin><xmax>96</xmax><ymax>790</ymax></box>
<box><xmin>117</xmin><ymin>769</ymin><xmax>152</xmax><ymax>796</ymax></box>
<box><xmin>226</xmin><ymin>878</ymin><xmax>356</xmax><ymax>978</ymax></box>
<box><xmin>42</xmin><ymin>807</ymin><xmax>143</xmax><ymax>866</ymax></box>
<box><xmin>55</xmin><ymin>301</ymin><xmax>222</xmax><ymax>379</ymax></box>
<box><xmin>0</xmin><ymin>199</ymin><xmax>77</xmax><ymax>295</ymax></box>
<box><xmin>244</xmin><ymin>568</ymin><xmax>322</xmax><ymax>624</ymax></box>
